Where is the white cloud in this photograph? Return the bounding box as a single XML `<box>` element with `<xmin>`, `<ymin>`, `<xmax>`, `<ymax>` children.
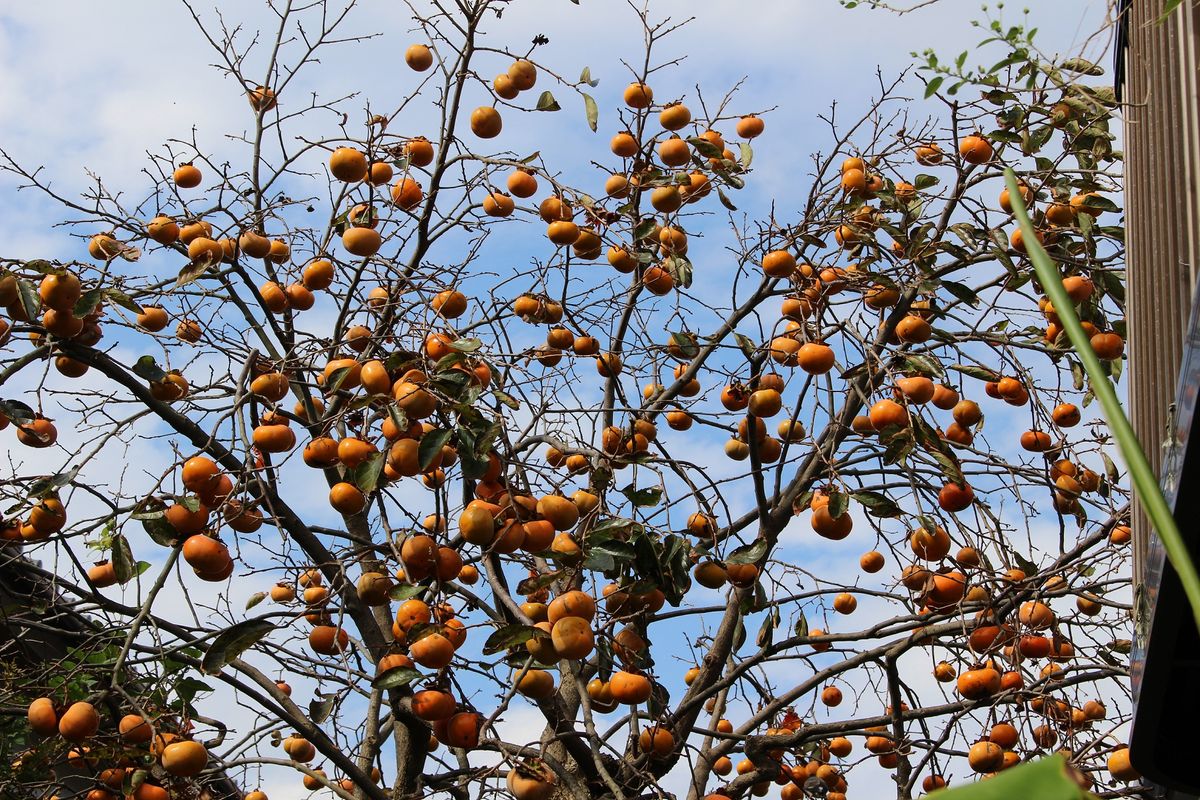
<box><xmin>0</xmin><ymin>1</ymin><xmax>1123</xmax><ymax>798</ymax></box>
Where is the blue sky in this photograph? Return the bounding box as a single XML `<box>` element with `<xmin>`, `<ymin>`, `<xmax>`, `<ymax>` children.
<box><xmin>0</xmin><ymin>1</ymin><xmax>1127</xmax><ymax>798</ymax></box>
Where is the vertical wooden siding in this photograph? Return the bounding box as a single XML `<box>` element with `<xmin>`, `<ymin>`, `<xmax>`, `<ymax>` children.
<box><xmin>1123</xmin><ymin>0</ymin><xmax>1200</xmax><ymax>591</ymax></box>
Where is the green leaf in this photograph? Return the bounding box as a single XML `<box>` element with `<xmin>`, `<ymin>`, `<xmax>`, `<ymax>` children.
<box><xmin>353</xmin><ymin>451</ymin><xmax>385</xmax><ymax>494</ymax></box>
<box><xmin>914</xmin><ymin>173</ymin><xmax>940</xmax><ymax>190</ymax></box>
<box><xmin>949</xmin><ymin>364</ymin><xmax>1000</xmax><ymax>383</ymax></box>
<box><xmin>686</xmin><ymin>137</ymin><xmax>724</xmax><ymax>159</ymax></box>
<box><xmin>1059</xmin><ymin>57</ymin><xmax>1103</xmax><ymax>76</ymax></box>
<box><xmin>739</xmin><ymin>142</ymin><xmax>753</xmax><ymax>169</ymax></box>
<box><xmin>175</xmin><ymin>252</ymin><xmax>220</xmax><ymax>287</ymax></box>
<box><xmin>201</xmin><ymin>618</ymin><xmax>275</xmax><ymax>675</ymax></box>
<box><xmin>903</xmin><ymin>354</ymin><xmax>946</xmax><ymax>377</ymax></box>
<box><xmin>929</xmin><ymin>449</ymin><xmax>964</xmax><ymax>484</ymax></box>
<box><xmin>446</xmin><ymin>338</ymin><xmax>482</xmax><ymax>354</ymax></box>
<box><xmin>584</xmin><ymin>550</ymin><xmax>616</xmax><ymax>573</ymax></box>
<box><xmin>482</xmin><ymin>623</ymin><xmax>540</xmax><ymax>655</ymax></box>
<box><xmin>633</xmin><ymin>217</ymin><xmax>658</xmax><ymax>240</ymax></box>
<box><xmin>516</xmin><ymin>570</ymin><xmax>562</xmax><ymax>595</ymax></box>
<box><xmin>1012</xmin><ymin>552</ymin><xmax>1040</xmax><ymax>575</ymax></box>
<box><xmin>927</xmin><ymin>755</ymin><xmax>1086</xmax><ymax>800</ymax></box>
<box><xmin>492</xmin><ymin>389</ymin><xmax>520</xmax><ymax>410</ymax></box>
<box><xmin>132</xmin><ymin>355</ymin><xmax>168</xmax><ymax>383</ymax></box>
<box><xmin>726</xmin><ymin>538</ymin><xmax>768</xmax><ymax>565</ymax></box>
<box><xmin>733</xmin><ymin>333</ymin><xmax>757</xmax><ymax>360</ymax></box>
<box><xmin>142</xmin><ymin>515</ymin><xmax>178</xmax><ymax>547</ymax></box>
<box><xmin>1102</xmin><ymin>452</ymin><xmax>1120</xmax><ymax>483</ymax></box>
<box><xmin>17</xmin><ymin>278</ymin><xmax>40</xmax><ymax>320</ymax></box>
<box><xmin>579</xmin><ymin>66</ymin><xmax>598</xmax><ymax>86</ymax></box>
<box><xmin>582</xmin><ymin>93</ymin><xmax>599</xmax><ymax>132</ymax></box>
<box><xmin>941</xmin><ymin>280</ymin><xmax>980</xmax><ymax>306</ymax></box>
<box><xmin>591</xmin><ymin>517</ymin><xmax>639</xmax><ymax>539</ymax></box>
<box><xmin>175</xmin><ymin>676</ymin><xmax>213</xmax><ymax>704</ymax></box>
<box><xmin>948</xmin><ymin>222</ymin><xmax>979</xmax><ymax>245</ymax></box>
<box><xmin>418</xmin><ymin>428</ymin><xmax>453</xmax><ymax>471</ymax></box>
<box><xmin>588</xmin><ymin>539</ymin><xmax>637</xmax><ymax>562</ymax></box>
<box><xmin>717</xmin><ymin>187</ymin><xmax>738</xmax><ymax>211</ymax></box>
<box><xmin>827</xmin><ymin>490</ymin><xmax>849</xmax><ymax>519</ymax></box>
<box><xmin>0</xmin><ymin>398</ymin><xmax>35</xmax><ymax>425</ymax></box>
<box><xmin>309</xmin><ymin>693</ymin><xmax>335</xmax><ymax>724</ymax></box>
<box><xmin>668</xmin><ymin>332</ymin><xmax>700</xmax><ymax>359</ymax></box>
<box><xmin>434</xmin><ymin>351</ymin><xmax>466</xmax><ymax>371</ymax></box>
<box><xmin>621</xmin><ymin>484</ymin><xmax>662</xmax><ymax>507</ymax></box>
<box><xmin>388</xmin><ymin>583</ymin><xmax>426</xmax><ymax>602</ymax></box>
<box><xmin>24</xmin><ymin>259</ymin><xmax>58</xmax><ymax>275</ymax></box>
<box><xmin>111</xmin><ymin>534</ymin><xmax>136</xmax><ymax>584</ymax></box>
<box><xmin>1076</xmin><ymin>194</ymin><xmax>1120</xmax><ymax>214</ymax></box>
<box><xmin>535</xmin><ymin>91</ymin><xmax>561</xmax><ymax>111</ymax></box>
<box><xmin>245</xmin><ymin>591</ymin><xmax>267</xmax><ymax>610</ymax></box>
<box><xmin>664</xmin><ymin>255</ymin><xmax>693</xmax><ymax>289</ymax></box>
<box><xmin>373</xmin><ymin>665</ymin><xmax>423</xmax><ymax>689</ymax></box>
<box><xmin>924</xmin><ymin>76</ymin><xmax>945</xmax><ymax>98</ymax></box>
<box><xmin>756</xmin><ymin>611</ymin><xmax>776</xmax><ymax>648</ymax></box>
<box><xmin>74</xmin><ymin>288</ymin><xmax>105</xmax><ymax>318</ymax></box>
<box><xmin>105</xmin><ymin>288</ymin><xmax>143</xmax><ymax>314</ymax></box>
<box><xmin>26</xmin><ymin>466</ymin><xmax>80</xmax><ymax>498</ymax></box>
<box><xmin>326</xmin><ymin>365</ymin><xmax>357</xmax><ymax>393</ymax></box>
<box><xmin>1159</xmin><ymin>0</ymin><xmax>1184</xmax><ymax>23</ymax></box>
<box><xmin>853</xmin><ymin>491</ymin><xmax>902</xmax><ymax>517</ymax></box>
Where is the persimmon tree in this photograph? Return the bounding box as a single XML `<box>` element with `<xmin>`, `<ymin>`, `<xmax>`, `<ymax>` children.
<box><xmin>0</xmin><ymin>2</ymin><xmax>1137</xmax><ymax>800</ymax></box>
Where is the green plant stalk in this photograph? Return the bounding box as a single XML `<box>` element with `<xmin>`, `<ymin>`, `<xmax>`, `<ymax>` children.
<box><xmin>1003</xmin><ymin>167</ymin><xmax>1200</xmax><ymax>635</ymax></box>
<box><xmin>927</xmin><ymin>753</ymin><xmax>1092</xmax><ymax>799</ymax></box>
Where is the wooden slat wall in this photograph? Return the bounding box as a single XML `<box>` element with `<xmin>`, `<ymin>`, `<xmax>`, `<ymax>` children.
<box><xmin>1123</xmin><ymin>0</ymin><xmax>1200</xmax><ymax>592</ymax></box>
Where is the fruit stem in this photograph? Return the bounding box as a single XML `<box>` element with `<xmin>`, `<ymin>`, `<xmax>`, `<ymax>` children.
<box><xmin>1002</xmin><ymin>168</ymin><xmax>1200</xmax><ymax>635</ymax></box>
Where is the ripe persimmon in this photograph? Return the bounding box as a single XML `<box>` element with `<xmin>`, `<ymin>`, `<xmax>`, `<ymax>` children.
<box><xmin>27</xmin><ymin>697</ymin><xmax>57</xmax><ymax>736</ymax></box>
<box><xmin>956</xmin><ymin>667</ymin><xmax>1001</xmax><ymax>699</ymax></box>
<box><xmin>342</xmin><ymin>226</ymin><xmax>382</xmax><ymax>257</ymax></box>
<box><xmin>515</xmin><ymin>669</ymin><xmax>556</xmax><ymax>701</ymax></box>
<box><xmin>915</xmin><ymin>143</ymin><xmax>943</xmax><ymax>165</ymax></box>
<box><xmin>441</xmin><ymin>711</ymin><xmax>481</xmax><ymax>749</ymax></box>
<box><xmin>967</xmin><ymin>741</ymin><xmax>1003</xmax><ymax>773</ymax></box>
<box><xmin>309</xmin><ymin>625</ymin><xmax>349</xmax><ymax>655</ymax></box>
<box><xmin>173</xmin><ymin>164</ymin><xmax>202</xmax><ymax>188</ymax></box>
<box><xmin>329</xmin><ymin>482</ymin><xmax>366</xmax><ymax>514</ymax></box>
<box><xmin>358</xmin><ymin>161</ymin><xmax>391</xmax><ymax>188</ymax></box>
<box><xmin>623</xmin><ymin>82</ymin><xmax>653</xmax><ymax>108</ymax></box>
<box><xmin>937</xmin><ymin>482</ymin><xmax>974</xmax><ymax>513</ymax></box>
<box><xmin>910</xmin><ymin>526</ymin><xmax>951</xmax><ymax>560</ymax></box>
<box><xmin>736</xmin><ymin>115</ymin><xmax>765</xmax><ymax>138</ymax></box>
<box><xmin>470</xmin><ymin>106</ymin><xmax>503</xmax><ymax>138</ymax></box>
<box><xmin>328</xmin><ymin>147</ymin><xmax>369</xmax><ymax>183</ymax></box>
<box><xmin>1090</xmin><ymin>332</ymin><xmax>1124</xmax><ymax>360</ymax></box>
<box><xmin>507</xmin><ymin>761</ymin><xmax>556</xmax><ymax>800</ymax></box>
<box><xmin>391</xmin><ymin>177</ymin><xmax>424</xmax><ymax>210</ymax></box>
<box><xmin>507</xmin><ymin>170</ymin><xmax>538</xmax><ymax>197</ymax></box>
<box><xmin>958</xmin><ymin>134</ymin><xmax>993</xmax><ymax>165</ymax></box>
<box><xmin>895</xmin><ymin>314</ymin><xmax>931</xmax><ymax>343</ymax></box>
<box><xmin>868</xmin><ymin>398</ymin><xmax>907</xmax><ymax>430</ymax></box>
<box><xmin>609</xmin><ymin>670</ymin><xmax>652</xmax><ymax>704</ymax></box>
<box><xmin>639</xmin><ymin>725</ymin><xmax>674</xmax><ymax>757</ymax></box>
<box><xmin>404</xmin><ymin>137</ymin><xmax>435</xmax><ymax>167</ymax></box>
<box><xmin>550</xmin><ymin>616</ymin><xmax>594</xmax><ymax>659</ymax></box>
<box><xmin>405</xmin><ymin>44</ymin><xmax>433</xmax><ymax>71</ymax></box>
<box><xmin>859</xmin><ymin>551</ymin><xmax>884</xmax><ymax>573</ymax></box>
<box><xmin>487</xmin><ymin>70</ymin><xmax>517</xmax><ymax>97</ymax></box>
<box><xmin>811</xmin><ymin>506</ymin><xmax>852</xmax><ymax>540</ymax></box>
<box><xmin>58</xmin><ymin>701</ymin><xmax>100</xmax><ymax>742</ymax></box>
<box><xmin>161</xmin><ymin>740</ymin><xmax>207</xmax><ymax>777</ymax></box>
